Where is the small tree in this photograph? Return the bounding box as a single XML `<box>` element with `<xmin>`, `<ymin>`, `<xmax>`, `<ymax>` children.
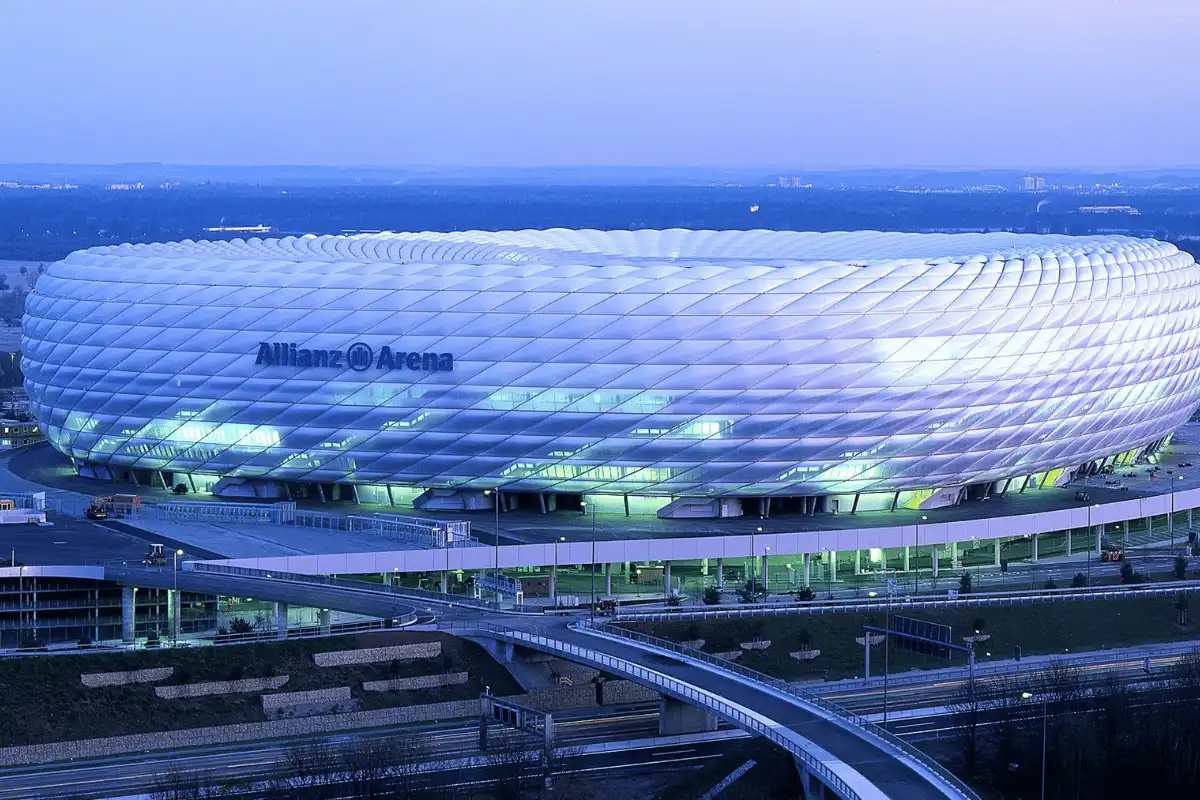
<box><xmin>1174</xmin><ymin>556</ymin><xmax>1189</xmax><ymax>580</ymax></box>
<box><xmin>1072</xmin><ymin>572</ymin><xmax>1088</xmax><ymax>588</ymax></box>
<box><xmin>797</xmin><ymin>628</ymin><xmax>813</xmax><ymax>652</ymax></box>
<box><xmin>797</xmin><ymin>586</ymin><xmax>816</xmax><ymax>601</ymax></box>
<box><xmin>972</xmin><ymin>617</ymin><xmax>986</xmax><ymax>635</ymax></box>
<box><xmin>1176</xmin><ymin>595</ymin><xmax>1190</xmax><ymax>627</ymax></box>
<box><xmin>145</xmin><ymin>629</ymin><xmax>161</xmax><ymax>648</ymax></box>
<box><xmin>959</xmin><ymin>571</ymin><xmax>973</xmax><ymax>594</ymax></box>
<box><xmin>228</xmin><ymin>617</ymin><xmax>255</xmax><ymax>635</ymax></box>
<box><xmin>1120</xmin><ymin>562</ymin><xmax>1136</xmax><ymax>584</ymax></box>
<box><xmin>702</xmin><ymin>586</ymin><xmax>721</xmax><ymax>605</ymax></box>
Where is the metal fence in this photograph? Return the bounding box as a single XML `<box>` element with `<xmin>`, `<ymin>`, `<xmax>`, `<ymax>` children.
<box><xmin>186</xmin><ymin>562</ymin><xmax>501</xmax><ymax>611</ymax></box>
<box><xmin>616</xmin><ymin>578</ymin><xmax>1200</xmax><ymax>622</ymax></box>
<box><xmin>576</xmin><ymin>620</ymin><xmax>978</xmax><ymax>800</ymax></box>
<box><xmin>149</xmin><ymin>500</ymin><xmax>296</xmax><ymax>524</ymax></box>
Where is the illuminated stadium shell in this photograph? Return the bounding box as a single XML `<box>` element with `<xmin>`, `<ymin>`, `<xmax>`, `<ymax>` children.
<box><xmin>20</xmin><ymin>230</ymin><xmax>1200</xmax><ymax>509</ymax></box>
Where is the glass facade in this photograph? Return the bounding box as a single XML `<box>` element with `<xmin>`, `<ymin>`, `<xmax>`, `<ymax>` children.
<box><xmin>20</xmin><ymin>229</ymin><xmax>1200</xmax><ymax>496</ymax></box>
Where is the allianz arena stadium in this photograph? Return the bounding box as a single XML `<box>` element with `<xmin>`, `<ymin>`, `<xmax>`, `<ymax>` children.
<box><xmin>20</xmin><ymin>229</ymin><xmax>1200</xmax><ymax>517</ymax></box>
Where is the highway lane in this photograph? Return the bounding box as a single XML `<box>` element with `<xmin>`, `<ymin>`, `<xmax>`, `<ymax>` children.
<box><xmin>0</xmin><ymin>706</ymin><xmax>669</xmax><ymax>800</ymax></box>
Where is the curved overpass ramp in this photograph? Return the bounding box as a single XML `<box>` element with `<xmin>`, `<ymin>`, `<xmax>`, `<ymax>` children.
<box><xmin>102</xmin><ymin>564</ymin><xmax>974</xmax><ymax>799</ymax></box>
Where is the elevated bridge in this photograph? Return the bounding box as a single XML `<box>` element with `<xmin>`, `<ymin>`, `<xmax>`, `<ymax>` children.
<box><xmin>100</xmin><ymin>562</ymin><xmax>976</xmax><ymax>800</ymax></box>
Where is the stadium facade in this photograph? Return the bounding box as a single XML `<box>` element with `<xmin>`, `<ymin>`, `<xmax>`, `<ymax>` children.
<box><xmin>21</xmin><ymin>230</ymin><xmax>1200</xmax><ymax>517</ymax></box>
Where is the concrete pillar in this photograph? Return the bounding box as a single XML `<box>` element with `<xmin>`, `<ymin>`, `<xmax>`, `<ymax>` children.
<box><xmin>1190</xmin><ymin>509</ymin><xmax>1194</xmax><ymax>529</ymax></box>
<box><xmin>1097</xmin><ymin>527</ymin><xmax>1103</xmax><ymax>553</ymax></box>
<box><xmin>604</xmin><ymin>563</ymin><xmax>612</xmax><ymax>595</ymax></box>
<box><xmin>440</xmin><ymin>571</ymin><xmax>450</xmax><ymax>593</ymax></box>
<box><xmin>829</xmin><ymin>550</ymin><xmax>837</xmax><ymax>582</ymax></box>
<box><xmin>795</xmin><ymin>759</ymin><xmax>825</xmax><ymax>800</ymax></box>
<box><xmin>1147</xmin><ymin>516</ymin><xmax>1152</xmax><ymax>540</ymax></box>
<box><xmin>853</xmin><ymin>550</ymin><xmax>862</xmax><ymax>575</ymax></box>
<box><xmin>1123</xmin><ymin>520</ymin><xmax>1129</xmax><ymax>539</ymax></box>
<box><xmin>760</xmin><ymin>555</ymin><xmax>769</xmax><ymax>590</ymax></box>
<box><xmin>549</xmin><ymin>564</ymin><xmax>557</xmax><ymax>603</ymax></box>
<box><xmin>701</xmin><ymin>558</ymin><xmax>709</xmax><ymax>576</ymax></box>
<box><xmin>121</xmin><ymin>586</ymin><xmax>135</xmax><ymax>643</ymax></box>
<box><xmin>994</xmin><ymin>538</ymin><xmax>1002</xmax><ymax>566</ymax></box>
<box><xmin>950</xmin><ymin>541</ymin><xmax>958</xmax><ymax>567</ymax></box>
<box><xmin>716</xmin><ymin>558</ymin><xmax>725</xmax><ymax>588</ymax></box>
<box><xmin>658</xmin><ymin>698</ymin><xmax>718</xmax><ymax>735</ymax></box>
<box><xmin>932</xmin><ymin>547</ymin><xmax>940</xmax><ymax>578</ymax></box>
<box><xmin>903</xmin><ymin>546</ymin><xmax>910</xmax><ymax>572</ymax></box>
<box><xmin>1032</xmin><ymin>533</ymin><xmax>1039</xmax><ymax>562</ymax></box>
<box><xmin>319</xmin><ymin>609</ymin><xmax>331</xmax><ymax>635</ymax></box>
<box><xmin>273</xmin><ymin>602</ymin><xmax>289</xmax><ymax>640</ymax></box>
<box><xmin>168</xmin><ymin>589</ymin><xmax>181</xmax><ymax>641</ymax></box>
<box><xmin>663</xmin><ymin>561</ymin><xmax>672</xmax><ymax>596</ymax></box>
<box><xmin>802</xmin><ymin>553</ymin><xmax>811</xmax><ymax>588</ymax></box>
<box><xmin>1066</xmin><ymin>528</ymin><xmax>1072</xmax><ymax>556</ymax></box>
<box><xmin>623</xmin><ymin>561</ymin><xmax>631</xmax><ymax>584</ymax></box>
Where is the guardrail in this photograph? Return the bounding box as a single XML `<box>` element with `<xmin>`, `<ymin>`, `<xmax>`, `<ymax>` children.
<box><xmin>816</xmin><ymin>639</ymin><xmax>1200</xmax><ymax>695</ymax></box>
<box><xmin>451</xmin><ymin>622</ymin><xmax>861</xmax><ymax>800</ymax></box>
<box><xmin>618</xmin><ymin>579</ymin><xmax>1200</xmax><ymax>622</ymax></box>
<box><xmin>579</xmin><ymin>621</ymin><xmax>978</xmax><ymax>800</ymax></box>
<box><xmin>185</xmin><ymin>562</ymin><xmax>501</xmax><ymax>611</ymax></box>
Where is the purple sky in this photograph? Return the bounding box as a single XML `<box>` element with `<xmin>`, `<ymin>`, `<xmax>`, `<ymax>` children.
<box><xmin>1</xmin><ymin>0</ymin><xmax>1195</xmax><ymax>168</ymax></box>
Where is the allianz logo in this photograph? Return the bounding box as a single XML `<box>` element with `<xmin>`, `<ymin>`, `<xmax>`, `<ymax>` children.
<box><xmin>255</xmin><ymin>341</ymin><xmax>455</xmax><ymax>372</ymax></box>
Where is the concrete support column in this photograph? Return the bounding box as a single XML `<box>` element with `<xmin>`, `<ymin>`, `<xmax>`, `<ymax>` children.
<box><xmin>994</xmin><ymin>538</ymin><xmax>1002</xmax><ymax>566</ymax></box>
<box><xmin>121</xmin><ymin>586</ymin><xmax>135</xmax><ymax>643</ymax></box>
<box><xmin>1032</xmin><ymin>533</ymin><xmax>1039</xmax><ymax>562</ymax></box>
<box><xmin>604</xmin><ymin>563</ymin><xmax>612</xmax><ymax>595</ymax></box>
<box><xmin>795</xmin><ymin>759</ymin><xmax>825</xmax><ymax>800</ymax></box>
<box><xmin>903</xmin><ymin>546</ymin><xmax>910</xmax><ymax>572</ymax></box>
<box><xmin>1147</xmin><ymin>516</ymin><xmax>1153</xmax><ymax>540</ymax></box>
<box><xmin>950</xmin><ymin>541</ymin><xmax>958</xmax><ymax>568</ymax></box>
<box><xmin>1123</xmin><ymin>520</ymin><xmax>1129</xmax><ymax>539</ymax></box>
<box><xmin>760</xmin><ymin>555</ymin><xmax>769</xmax><ymax>590</ymax></box>
<box><xmin>802</xmin><ymin>553</ymin><xmax>811</xmax><ymax>588</ymax></box>
<box><xmin>658</xmin><ymin>698</ymin><xmax>718</xmax><ymax>735</ymax></box>
<box><xmin>549</xmin><ymin>565</ymin><xmax>557</xmax><ymax>603</ymax></box>
<box><xmin>715</xmin><ymin>558</ymin><xmax>725</xmax><ymax>588</ymax></box>
<box><xmin>623</xmin><ymin>561</ymin><xmax>631</xmax><ymax>584</ymax></box>
<box><xmin>273</xmin><ymin>602</ymin><xmax>289</xmax><ymax>640</ymax></box>
<box><xmin>663</xmin><ymin>561</ymin><xmax>672</xmax><ymax>596</ymax></box>
<box><xmin>932</xmin><ymin>547</ymin><xmax>940</xmax><ymax>579</ymax></box>
<box><xmin>701</xmin><ymin>558</ymin><xmax>709</xmax><ymax>576</ymax></box>
<box><xmin>829</xmin><ymin>550</ymin><xmax>838</xmax><ymax>583</ymax></box>
<box><xmin>440</xmin><ymin>571</ymin><xmax>450</xmax><ymax>594</ymax></box>
<box><xmin>853</xmin><ymin>549</ymin><xmax>862</xmax><ymax>575</ymax></box>
<box><xmin>1066</xmin><ymin>528</ymin><xmax>1072</xmax><ymax>556</ymax></box>
<box><xmin>168</xmin><ymin>589</ymin><xmax>181</xmax><ymax>641</ymax></box>
<box><xmin>1097</xmin><ymin>528</ymin><xmax>1103</xmax><ymax>553</ymax></box>
<box><xmin>319</xmin><ymin>609</ymin><xmax>331</xmax><ymax>635</ymax></box>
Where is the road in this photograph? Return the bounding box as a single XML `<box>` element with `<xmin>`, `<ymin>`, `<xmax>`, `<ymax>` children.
<box><xmin>0</xmin><ymin>705</ymin><xmax>681</xmax><ymax>799</ymax></box>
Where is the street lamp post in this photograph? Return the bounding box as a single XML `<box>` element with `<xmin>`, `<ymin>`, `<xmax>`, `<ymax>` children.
<box><xmin>484</xmin><ymin>489</ymin><xmax>501</xmax><ymax>606</ymax></box>
<box><xmin>913</xmin><ymin>515</ymin><xmax>928</xmax><ymax>594</ymax></box>
<box><xmin>584</xmin><ymin>502</ymin><xmax>597</xmax><ymax>623</ymax></box>
<box><xmin>172</xmin><ymin>548</ymin><xmax>184</xmax><ymax>645</ymax></box>
<box><xmin>1021</xmin><ymin>691</ymin><xmax>1048</xmax><ymax>800</ymax></box>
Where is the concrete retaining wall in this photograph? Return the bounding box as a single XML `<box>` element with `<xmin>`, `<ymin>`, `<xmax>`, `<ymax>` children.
<box><xmin>261</xmin><ymin>686</ymin><xmax>351</xmax><ymax>712</ymax></box>
<box><xmin>312</xmin><ymin>642</ymin><xmax>441</xmax><ymax>667</ymax></box>
<box><xmin>361</xmin><ymin>672</ymin><xmax>469</xmax><ymax>692</ymax></box>
<box><xmin>80</xmin><ymin>667</ymin><xmax>174</xmax><ymax>688</ymax></box>
<box><xmin>155</xmin><ymin>676</ymin><xmax>290</xmax><ymax>699</ymax></box>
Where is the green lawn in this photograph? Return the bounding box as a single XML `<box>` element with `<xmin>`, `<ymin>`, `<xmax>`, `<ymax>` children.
<box><xmin>0</xmin><ymin>631</ymin><xmax>520</xmax><ymax>747</ymax></box>
<box><xmin>625</xmin><ymin>593</ymin><xmax>1200</xmax><ymax>681</ymax></box>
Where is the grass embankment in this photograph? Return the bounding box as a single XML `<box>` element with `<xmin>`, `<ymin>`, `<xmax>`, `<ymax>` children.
<box><xmin>0</xmin><ymin>631</ymin><xmax>520</xmax><ymax>747</ymax></box>
<box><xmin>624</xmin><ymin>593</ymin><xmax>1200</xmax><ymax>682</ymax></box>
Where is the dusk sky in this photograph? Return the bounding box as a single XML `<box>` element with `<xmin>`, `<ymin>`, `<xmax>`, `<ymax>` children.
<box><xmin>1</xmin><ymin>0</ymin><xmax>1195</xmax><ymax>169</ymax></box>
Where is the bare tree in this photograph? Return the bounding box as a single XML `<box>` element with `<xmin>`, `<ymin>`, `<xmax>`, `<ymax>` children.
<box><xmin>948</xmin><ymin>680</ymin><xmax>985</xmax><ymax>774</ymax></box>
<box><xmin>339</xmin><ymin>734</ymin><xmax>428</xmax><ymax>800</ymax></box>
<box><xmin>484</xmin><ymin>737</ymin><xmax>544</xmax><ymax>800</ymax></box>
<box><xmin>282</xmin><ymin>742</ymin><xmax>339</xmax><ymax>798</ymax></box>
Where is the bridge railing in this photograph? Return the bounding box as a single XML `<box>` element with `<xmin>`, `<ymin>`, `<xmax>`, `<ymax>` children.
<box><xmin>451</xmin><ymin>621</ymin><xmax>860</xmax><ymax>800</ymax></box>
<box><xmin>186</xmin><ymin>562</ymin><xmax>499</xmax><ymax>610</ymax></box>
<box><xmin>617</xmin><ymin>578</ymin><xmax>1200</xmax><ymax>622</ymax></box>
<box><xmin>581</xmin><ymin>620</ymin><xmax>978</xmax><ymax>800</ymax></box>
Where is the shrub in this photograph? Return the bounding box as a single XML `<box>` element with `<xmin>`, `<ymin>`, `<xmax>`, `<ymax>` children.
<box><xmin>77</xmin><ymin>636</ymin><xmax>92</xmax><ymax>647</ymax></box>
<box><xmin>958</xmin><ymin>572</ymin><xmax>973</xmax><ymax>594</ymax></box>
<box><xmin>1121</xmin><ymin>562</ymin><xmax>1136</xmax><ymax>584</ymax></box>
<box><xmin>145</xmin><ymin>630</ymin><xmax>161</xmax><ymax>648</ymax></box>
<box><xmin>797</xmin><ymin>629</ymin><xmax>813</xmax><ymax>650</ymax></box>
<box><xmin>1072</xmin><ymin>572</ymin><xmax>1088</xmax><ymax>588</ymax></box>
<box><xmin>228</xmin><ymin>617</ymin><xmax>255</xmax><ymax>635</ymax></box>
<box><xmin>666</xmin><ymin>593</ymin><xmax>683</xmax><ymax>607</ymax></box>
<box><xmin>703</xmin><ymin>586</ymin><xmax>721</xmax><ymax>605</ymax></box>
<box><xmin>972</xmin><ymin>617</ymin><xmax>986</xmax><ymax>634</ymax></box>
<box><xmin>1044</xmin><ymin>579</ymin><xmax>1057</xmax><ymax>590</ymax></box>
<box><xmin>1174</xmin><ymin>556</ymin><xmax>1189</xmax><ymax>580</ymax></box>
<box><xmin>797</xmin><ymin>586</ymin><xmax>816</xmax><ymax>601</ymax></box>
<box><xmin>19</xmin><ymin>632</ymin><xmax>42</xmax><ymax>649</ymax></box>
